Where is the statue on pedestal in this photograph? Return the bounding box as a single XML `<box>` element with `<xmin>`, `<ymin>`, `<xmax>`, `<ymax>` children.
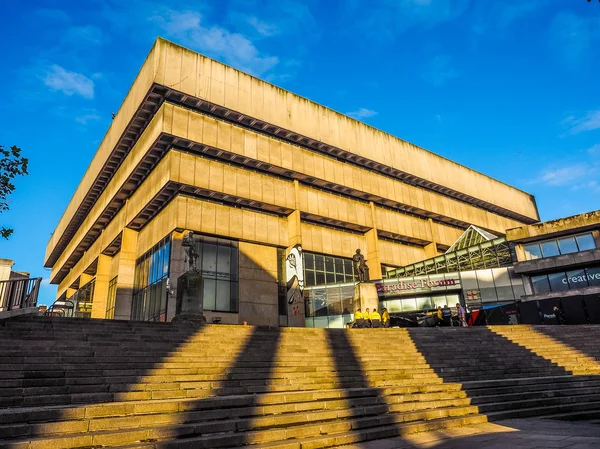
<box><xmin>181</xmin><ymin>231</ymin><xmax>199</xmax><ymax>272</ymax></box>
<box><xmin>173</xmin><ymin>231</ymin><xmax>206</xmax><ymax>324</ymax></box>
<box><xmin>352</xmin><ymin>249</ymin><xmax>370</xmax><ymax>282</ymax></box>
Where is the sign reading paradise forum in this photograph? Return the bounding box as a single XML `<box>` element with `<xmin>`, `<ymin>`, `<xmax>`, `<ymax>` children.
<box><xmin>376</xmin><ymin>277</ymin><xmax>461</xmax><ymax>298</ymax></box>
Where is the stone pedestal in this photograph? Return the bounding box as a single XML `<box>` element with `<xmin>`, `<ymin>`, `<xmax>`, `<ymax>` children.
<box><xmin>353</xmin><ymin>283</ymin><xmax>379</xmax><ymax>314</ymax></box>
<box><xmin>172</xmin><ymin>271</ymin><xmax>207</xmax><ymax>324</ymax></box>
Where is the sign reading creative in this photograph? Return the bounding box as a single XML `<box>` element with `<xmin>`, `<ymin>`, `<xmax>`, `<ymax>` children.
<box><xmin>562</xmin><ymin>272</ymin><xmax>600</xmax><ymax>285</ymax></box>
<box><xmin>376</xmin><ymin>278</ymin><xmax>459</xmax><ymax>295</ymax></box>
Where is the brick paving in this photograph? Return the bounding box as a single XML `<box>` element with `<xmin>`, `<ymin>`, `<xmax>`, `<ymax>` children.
<box><xmin>337</xmin><ymin>418</ymin><xmax>600</xmax><ymax>449</ymax></box>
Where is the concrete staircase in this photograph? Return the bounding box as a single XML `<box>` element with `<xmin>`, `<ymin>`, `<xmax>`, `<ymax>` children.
<box><xmin>0</xmin><ymin>317</ymin><xmax>599</xmax><ymax>448</ymax></box>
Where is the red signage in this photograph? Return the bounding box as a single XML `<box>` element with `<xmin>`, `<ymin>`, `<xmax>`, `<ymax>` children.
<box><xmin>377</xmin><ymin>278</ymin><xmax>458</xmax><ymax>293</ymax></box>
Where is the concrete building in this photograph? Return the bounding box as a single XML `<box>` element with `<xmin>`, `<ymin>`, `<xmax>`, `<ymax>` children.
<box><xmin>507</xmin><ymin>210</ymin><xmax>600</xmax><ymax>325</ymax></box>
<box><xmin>45</xmin><ymin>38</ymin><xmax>539</xmax><ymax>326</ymax></box>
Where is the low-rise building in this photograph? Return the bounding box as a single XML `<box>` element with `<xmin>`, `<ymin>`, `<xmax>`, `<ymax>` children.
<box><xmin>506</xmin><ymin>210</ymin><xmax>600</xmax><ymax>325</ymax></box>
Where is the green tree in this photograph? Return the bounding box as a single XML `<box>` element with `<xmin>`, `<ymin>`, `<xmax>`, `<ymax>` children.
<box><xmin>0</xmin><ymin>145</ymin><xmax>29</xmax><ymax>239</ymax></box>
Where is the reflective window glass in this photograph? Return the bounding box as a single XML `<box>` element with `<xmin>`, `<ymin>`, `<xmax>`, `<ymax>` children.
<box><xmin>215</xmin><ymin>280</ymin><xmax>231</xmax><ymax>311</ymax></box>
<box><xmin>558</xmin><ymin>237</ymin><xmax>578</xmax><ymax>255</ymax></box>
<box><xmin>132</xmin><ymin>236</ymin><xmax>171</xmax><ymax>322</ymax></box>
<box><xmin>524</xmin><ymin>244</ymin><xmax>542</xmax><ymax>260</ymax></box>
<box><xmin>577</xmin><ymin>234</ymin><xmax>596</xmax><ymax>251</ymax></box>
<box><xmin>304</xmin><ymin>254</ymin><xmax>314</xmax><ymax>270</ymax></box>
<box><xmin>566</xmin><ymin>269</ymin><xmax>589</xmax><ymax>289</ymax></box>
<box><xmin>401</xmin><ymin>298</ymin><xmax>417</xmax><ymax>312</ymax></box>
<box><xmin>432</xmin><ymin>296</ymin><xmax>448</xmax><ymax>308</ymax></box>
<box><xmin>531</xmin><ymin>275</ymin><xmax>551</xmax><ymax>294</ymax></box>
<box><xmin>541</xmin><ymin>241</ymin><xmax>560</xmax><ymax>258</ymax></box>
<box><xmin>325</xmin><ymin>257</ymin><xmax>334</xmax><ymax>273</ymax></box>
<box><xmin>203</xmin><ymin>279</ymin><xmax>216</xmax><ymax>311</ymax></box>
<box><xmin>586</xmin><ymin>267</ymin><xmax>600</xmax><ymax>286</ymax></box>
<box><xmin>548</xmin><ymin>272</ymin><xmax>569</xmax><ymax>292</ymax></box>
<box><xmin>202</xmin><ymin>244</ymin><xmax>217</xmax><ymax>274</ymax></box>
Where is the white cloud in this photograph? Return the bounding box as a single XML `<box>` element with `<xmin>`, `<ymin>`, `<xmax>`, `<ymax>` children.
<box><xmin>588</xmin><ymin>144</ymin><xmax>600</xmax><ymax>155</ymax></box>
<box><xmin>40</xmin><ymin>65</ymin><xmax>95</xmax><ymax>99</ymax></box>
<box><xmin>152</xmin><ymin>10</ymin><xmax>279</xmax><ymax>76</ymax></box>
<box><xmin>423</xmin><ymin>55</ymin><xmax>459</xmax><ymax>86</ymax></box>
<box><xmin>75</xmin><ymin>110</ymin><xmax>102</xmax><ymax>125</ymax></box>
<box><xmin>537</xmin><ymin>165</ymin><xmax>592</xmax><ymax>186</ymax></box>
<box><xmin>572</xmin><ymin>180</ymin><xmax>600</xmax><ymax>193</ymax></box>
<box><xmin>246</xmin><ymin>16</ymin><xmax>279</xmax><ymax>36</ymax></box>
<box><xmin>346</xmin><ymin>108</ymin><xmax>378</xmax><ymax>120</ymax></box>
<box><xmin>562</xmin><ymin>110</ymin><xmax>600</xmax><ymax>135</ymax></box>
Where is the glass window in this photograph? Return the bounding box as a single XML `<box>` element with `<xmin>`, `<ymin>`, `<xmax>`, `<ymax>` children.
<box><xmin>432</xmin><ymin>296</ymin><xmax>448</xmax><ymax>309</ymax></box>
<box><xmin>203</xmin><ymin>279</ymin><xmax>216</xmax><ymax>311</ymax></box>
<box><xmin>524</xmin><ymin>244</ymin><xmax>542</xmax><ymax>260</ymax></box>
<box><xmin>105</xmin><ymin>277</ymin><xmax>118</xmax><ymax>319</ymax></box>
<box><xmin>132</xmin><ymin>236</ymin><xmax>171</xmax><ymax>322</ymax></box>
<box><xmin>324</xmin><ymin>257</ymin><xmax>334</xmax><ymax>273</ymax></box>
<box><xmin>401</xmin><ymin>298</ymin><xmax>417</xmax><ymax>312</ymax></box>
<box><xmin>566</xmin><ymin>269</ymin><xmax>588</xmax><ymax>289</ymax></box>
<box><xmin>586</xmin><ymin>267</ymin><xmax>600</xmax><ymax>286</ymax></box>
<box><xmin>540</xmin><ymin>241</ymin><xmax>560</xmax><ymax>258</ymax></box>
<box><xmin>531</xmin><ymin>275</ymin><xmax>551</xmax><ymax>294</ymax></box>
<box><xmin>558</xmin><ymin>237</ymin><xmax>578</xmax><ymax>255</ymax></box>
<box><xmin>548</xmin><ymin>272</ymin><xmax>569</xmax><ymax>292</ymax></box>
<box><xmin>416</xmin><ymin>297</ymin><xmax>434</xmax><ymax>310</ymax></box>
<box><xmin>303</xmin><ymin>252</ymin><xmax>355</xmax><ymax>286</ymax></box>
<box><xmin>216</xmin><ymin>280</ymin><xmax>231</xmax><ymax>311</ymax></box>
<box><xmin>202</xmin><ymin>244</ymin><xmax>217</xmax><ymax>274</ymax></box>
<box><xmin>577</xmin><ymin>234</ymin><xmax>596</xmax><ymax>251</ymax></box>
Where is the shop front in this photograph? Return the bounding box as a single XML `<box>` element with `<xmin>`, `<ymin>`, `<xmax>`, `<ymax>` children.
<box><xmin>377</xmin><ymin>267</ymin><xmax>525</xmax><ymax>326</ymax></box>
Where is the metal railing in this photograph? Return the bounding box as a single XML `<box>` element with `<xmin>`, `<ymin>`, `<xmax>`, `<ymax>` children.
<box><xmin>0</xmin><ymin>277</ymin><xmax>42</xmax><ymax>311</ymax></box>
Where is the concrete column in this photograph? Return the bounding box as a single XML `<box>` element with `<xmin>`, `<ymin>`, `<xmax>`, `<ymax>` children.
<box><xmin>285</xmin><ymin>180</ymin><xmax>305</xmax><ymax>327</ymax></box>
<box><xmin>365</xmin><ymin>203</ymin><xmax>383</xmax><ymax>280</ymax></box>
<box><xmin>91</xmin><ymin>254</ymin><xmax>112</xmax><ymax>319</ymax></box>
<box><xmin>424</xmin><ymin>219</ymin><xmax>438</xmax><ymax>259</ymax></box>
<box><xmin>113</xmin><ymin>228</ymin><xmax>139</xmax><ymax>320</ymax></box>
<box><xmin>592</xmin><ymin>230</ymin><xmax>600</xmax><ymax>248</ymax></box>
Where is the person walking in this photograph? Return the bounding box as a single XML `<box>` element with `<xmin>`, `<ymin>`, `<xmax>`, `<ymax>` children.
<box><xmin>370</xmin><ymin>308</ymin><xmax>381</xmax><ymax>328</ymax></box>
<box><xmin>553</xmin><ymin>305</ymin><xmax>566</xmax><ymax>325</ymax></box>
<box><xmin>382</xmin><ymin>308</ymin><xmax>390</xmax><ymax>328</ymax></box>
<box><xmin>442</xmin><ymin>305</ymin><xmax>452</xmax><ymax>326</ymax></box>
<box><xmin>436</xmin><ymin>306</ymin><xmax>443</xmax><ymax>326</ymax></box>
<box><xmin>456</xmin><ymin>303</ymin><xmax>467</xmax><ymax>327</ymax></box>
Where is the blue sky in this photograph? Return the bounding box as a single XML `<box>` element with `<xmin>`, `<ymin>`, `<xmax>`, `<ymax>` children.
<box><xmin>1</xmin><ymin>0</ymin><xmax>599</xmax><ymax>305</ymax></box>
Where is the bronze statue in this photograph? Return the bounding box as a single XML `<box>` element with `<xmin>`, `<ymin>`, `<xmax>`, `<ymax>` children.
<box><xmin>182</xmin><ymin>231</ymin><xmax>199</xmax><ymax>272</ymax></box>
<box><xmin>352</xmin><ymin>249</ymin><xmax>369</xmax><ymax>282</ymax></box>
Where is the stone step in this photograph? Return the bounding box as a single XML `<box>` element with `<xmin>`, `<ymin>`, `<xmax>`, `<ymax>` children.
<box><xmin>0</xmin><ymin>404</ymin><xmax>482</xmax><ymax>449</ymax></box>
<box><xmin>487</xmin><ymin>399</ymin><xmax>600</xmax><ymax>421</ymax></box>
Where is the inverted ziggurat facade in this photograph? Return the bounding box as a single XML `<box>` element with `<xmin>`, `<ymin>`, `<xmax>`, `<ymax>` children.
<box><xmin>44</xmin><ymin>38</ymin><xmax>540</xmax><ymax>327</ymax></box>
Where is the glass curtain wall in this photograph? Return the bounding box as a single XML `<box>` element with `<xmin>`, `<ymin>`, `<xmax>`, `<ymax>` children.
<box><xmin>192</xmin><ymin>236</ymin><xmax>239</xmax><ymax>313</ymax></box>
<box><xmin>132</xmin><ymin>236</ymin><xmax>171</xmax><ymax>322</ymax></box>
<box><xmin>304</xmin><ymin>283</ymin><xmax>355</xmax><ymax>328</ymax></box>
<box><xmin>385</xmin><ymin>237</ymin><xmax>512</xmax><ymax>278</ymax></box>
